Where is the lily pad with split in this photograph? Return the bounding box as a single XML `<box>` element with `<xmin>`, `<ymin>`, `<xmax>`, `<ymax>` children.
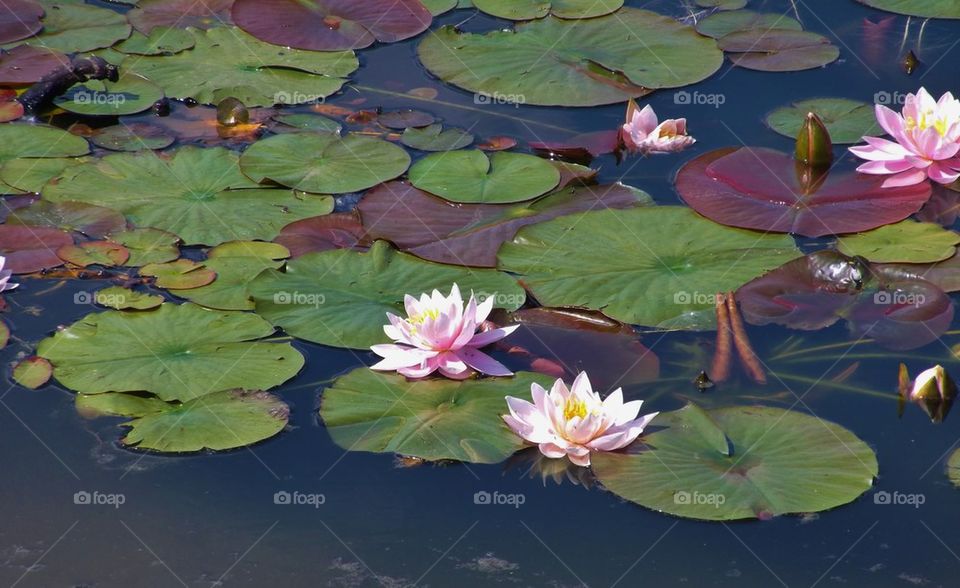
<box><xmin>5</xmin><ymin>200</ymin><xmax>126</xmax><ymax>238</ymax></box>
<box><xmin>472</xmin><ymin>0</ymin><xmax>623</xmax><ymax>20</ymax></box>
<box><xmin>718</xmin><ymin>29</ymin><xmax>840</xmax><ymax>72</ymax></box>
<box><xmin>274</xmin><ymin>213</ymin><xmax>366</xmax><ymax>258</ymax></box>
<box><xmin>837</xmin><ymin>221</ymin><xmax>960</xmax><ymax>263</ymax></box>
<box><xmin>408</xmin><ymin>150</ymin><xmax>560</xmax><ymax>204</ymax></box>
<box><xmin>400</xmin><ymin>124</ymin><xmax>474</xmax><ymax>152</ymax></box>
<box><xmin>57</xmin><ymin>241</ymin><xmax>129</xmax><ymax>267</ymax></box>
<box><xmin>766</xmin><ymin>98</ymin><xmax>879</xmax><ymax>144</ymax></box>
<box><xmin>90</xmin><ymin>123</ymin><xmax>174</xmax><ymax>152</ymax></box>
<box><xmin>855</xmin><ymin>0</ymin><xmax>960</xmax><ymax>19</ymax></box>
<box><xmin>107</xmin><ymin>228</ymin><xmax>179</xmax><ymax>266</ymax></box>
<box><xmin>0</xmin><ymin>45</ymin><xmax>65</xmax><ymax>85</ymax></box>
<box><xmin>174</xmin><ymin>241</ymin><xmax>289</xmax><ymax>311</ymax></box>
<box><xmin>127</xmin><ymin>0</ymin><xmax>234</xmax><ymax>33</ymax></box>
<box><xmin>54</xmin><ymin>74</ymin><xmax>163</xmax><ymax>116</ymax></box>
<box><xmin>0</xmin><ymin>224</ymin><xmax>72</xmax><ymax>273</ymax></box>
<box><xmin>92</xmin><ymin>286</ymin><xmax>164</xmax><ymax>310</ymax></box>
<box><xmin>695</xmin><ymin>10</ymin><xmax>802</xmax><ymax>39</ymax></box>
<box><xmin>0</xmin><ymin>0</ymin><xmax>43</xmax><ymax>45</ymax></box>
<box><xmin>11</xmin><ymin>1</ymin><xmax>131</xmax><ymax>53</ymax></box>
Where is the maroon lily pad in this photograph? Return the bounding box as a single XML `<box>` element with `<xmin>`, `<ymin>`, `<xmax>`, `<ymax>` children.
<box><xmin>477</xmin><ymin>136</ymin><xmax>518</xmax><ymax>151</ymax></box>
<box><xmin>718</xmin><ymin>29</ymin><xmax>840</xmax><ymax>72</ymax></box>
<box><xmin>232</xmin><ymin>0</ymin><xmax>432</xmax><ymax>51</ymax></box>
<box><xmin>736</xmin><ymin>251</ymin><xmax>953</xmax><ymax>350</ymax></box>
<box><xmin>6</xmin><ymin>200</ymin><xmax>127</xmax><ymax>238</ymax></box>
<box><xmin>0</xmin><ymin>89</ymin><xmax>22</xmax><ymax>122</ymax></box>
<box><xmin>359</xmin><ymin>180</ymin><xmax>650</xmax><ymax>267</ymax></box>
<box><xmin>0</xmin><ymin>0</ymin><xmax>43</xmax><ymax>45</ymax></box>
<box><xmin>675</xmin><ymin>147</ymin><xmax>932</xmax><ymax>237</ymax></box>
<box><xmin>377</xmin><ymin>109</ymin><xmax>434</xmax><ymax>130</ymax></box>
<box><xmin>530</xmin><ymin>130</ymin><xmax>620</xmax><ymax>164</ymax></box>
<box><xmin>491</xmin><ymin>308</ymin><xmax>660</xmax><ymax>389</ymax></box>
<box><xmin>0</xmin><ymin>224</ymin><xmax>72</xmax><ymax>273</ymax></box>
<box><xmin>874</xmin><ymin>252</ymin><xmax>960</xmax><ymax>294</ymax></box>
<box><xmin>274</xmin><ymin>212</ymin><xmax>367</xmax><ymax>258</ymax></box>
<box><xmin>0</xmin><ymin>46</ymin><xmax>68</xmax><ymax>87</ymax></box>
<box><xmin>128</xmin><ymin>0</ymin><xmax>234</xmax><ymax>33</ymax></box>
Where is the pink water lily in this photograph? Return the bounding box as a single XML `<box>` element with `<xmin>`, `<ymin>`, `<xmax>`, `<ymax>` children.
<box><xmin>620</xmin><ymin>100</ymin><xmax>695</xmax><ymax>155</ymax></box>
<box><xmin>502</xmin><ymin>372</ymin><xmax>658</xmax><ymax>467</ymax></box>
<box><xmin>0</xmin><ymin>255</ymin><xmax>16</xmax><ymax>292</ymax></box>
<box><xmin>850</xmin><ymin>87</ymin><xmax>960</xmax><ymax>187</ymax></box>
<box><xmin>370</xmin><ymin>284</ymin><xmax>517</xmax><ymax>380</ymax></box>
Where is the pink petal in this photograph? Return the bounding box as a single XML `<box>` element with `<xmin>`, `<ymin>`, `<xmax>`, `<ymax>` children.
<box><xmin>457</xmin><ymin>347</ymin><xmax>513</xmax><ymax>376</ymax></box>
<box><xmin>881</xmin><ymin>169</ymin><xmax>929</xmax><ymax>187</ymax></box>
<box><xmin>855</xmin><ymin>159</ymin><xmax>917</xmax><ymax>174</ymax></box>
<box><xmin>468</xmin><ymin>324</ymin><xmax>519</xmax><ymax>348</ymax></box>
<box><xmin>538</xmin><ymin>442</ymin><xmax>567</xmax><ymax>459</ymax></box>
<box><xmin>370</xmin><ymin>344</ymin><xmax>435</xmax><ymax>370</ymax></box>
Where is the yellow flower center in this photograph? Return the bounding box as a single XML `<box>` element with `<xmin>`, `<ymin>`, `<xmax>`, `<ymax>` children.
<box><xmin>906</xmin><ymin>110</ymin><xmax>949</xmax><ymax>136</ymax></box>
<box><xmin>563</xmin><ymin>398</ymin><xmax>589</xmax><ymax>421</ymax></box>
<box><xmin>409</xmin><ymin>307</ymin><xmax>440</xmax><ymax>325</ymax></box>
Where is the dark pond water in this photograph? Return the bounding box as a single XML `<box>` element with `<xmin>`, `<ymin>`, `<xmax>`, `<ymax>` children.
<box><xmin>3</xmin><ymin>0</ymin><xmax>960</xmax><ymax>586</ymax></box>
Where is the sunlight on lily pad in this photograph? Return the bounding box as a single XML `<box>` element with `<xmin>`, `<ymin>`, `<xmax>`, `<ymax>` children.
<box><xmin>592</xmin><ymin>403</ymin><xmax>878</xmax><ymax>521</ymax></box>
<box><xmin>408</xmin><ymin>150</ymin><xmax>560</xmax><ymax>204</ymax></box>
<box><xmin>837</xmin><ymin>221</ymin><xmax>960</xmax><ymax>263</ymax></box>
<box><xmin>175</xmin><ymin>241</ymin><xmax>289</xmax><ymax>311</ymax></box>
<box><xmin>9</xmin><ymin>0</ymin><xmax>131</xmax><ymax>53</ymax></box>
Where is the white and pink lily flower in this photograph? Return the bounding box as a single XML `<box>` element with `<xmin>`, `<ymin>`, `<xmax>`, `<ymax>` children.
<box><xmin>370</xmin><ymin>284</ymin><xmax>517</xmax><ymax>380</ymax></box>
<box><xmin>850</xmin><ymin>87</ymin><xmax>960</xmax><ymax>187</ymax></box>
<box><xmin>0</xmin><ymin>255</ymin><xmax>17</xmax><ymax>292</ymax></box>
<box><xmin>620</xmin><ymin>101</ymin><xmax>695</xmax><ymax>155</ymax></box>
<box><xmin>502</xmin><ymin>372</ymin><xmax>658</xmax><ymax>467</ymax></box>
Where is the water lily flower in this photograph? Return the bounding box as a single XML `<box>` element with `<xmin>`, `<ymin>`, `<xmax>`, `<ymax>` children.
<box><xmin>370</xmin><ymin>284</ymin><xmax>517</xmax><ymax>380</ymax></box>
<box><xmin>898</xmin><ymin>363</ymin><xmax>957</xmax><ymax>422</ymax></box>
<box><xmin>502</xmin><ymin>372</ymin><xmax>658</xmax><ymax>467</ymax></box>
<box><xmin>0</xmin><ymin>255</ymin><xmax>17</xmax><ymax>292</ymax></box>
<box><xmin>850</xmin><ymin>87</ymin><xmax>960</xmax><ymax>187</ymax></box>
<box><xmin>620</xmin><ymin>100</ymin><xmax>695</xmax><ymax>155</ymax></box>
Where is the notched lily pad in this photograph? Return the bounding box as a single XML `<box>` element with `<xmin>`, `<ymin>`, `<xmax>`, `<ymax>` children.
<box><xmin>837</xmin><ymin>221</ymin><xmax>960</xmax><ymax>263</ymax></box>
<box><xmin>472</xmin><ymin>0</ymin><xmax>623</xmax><ymax>20</ymax></box>
<box><xmin>174</xmin><ymin>241</ymin><xmax>289</xmax><ymax>311</ymax></box>
<box><xmin>107</xmin><ymin>228</ymin><xmax>180</xmax><ymax>266</ymax></box>
<box><xmin>0</xmin><ymin>224</ymin><xmax>72</xmax><ymax>273</ymax></box>
<box><xmin>141</xmin><ymin>259</ymin><xmax>216</xmax><ymax>289</ymax></box>
<box><xmin>92</xmin><ymin>286</ymin><xmax>164</xmax><ymax>310</ymax></box>
<box><xmin>718</xmin><ymin>29</ymin><xmax>840</xmax><ymax>72</ymax></box>
<box><xmin>12</xmin><ymin>356</ymin><xmax>52</xmax><ymax>389</ymax></box>
<box><xmin>766</xmin><ymin>98</ymin><xmax>879</xmax><ymax>144</ymax></box>
<box><xmin>14</xmin><ymin>1</ymin><xmax>131</xmax><ymax>53</ymax></box>
<box><xmin>274</xmin><ymin>213</ymin><xmax>366</xmax><ymax>258</ymax></box>
<box><xmin>5</xmin><ymin>200</ymin><xmax>125</xmax><ymax>238</ymax></box>
<box><xmin>695</xmin><ymin>10</ymin><xmax>802</xmax><ymax>39</ymax></box>
<box><xmin>57</xmin><ymin>240</ymin><xmax>129</xmax><ymax>267</ymax></box>
<box><xmin>400</xmin><ymin>123</ymin><xmax>474</xmax><ymax>152</ymax></box>
<box><xmin>409</xmin><ymin>150</ymin><xmax>560</xmax><ymax>204</ymax></box>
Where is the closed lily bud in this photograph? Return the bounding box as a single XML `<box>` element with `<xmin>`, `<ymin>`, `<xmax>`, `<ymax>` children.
<box><xmin>898</xmin><ymin>363</ymin><xmax>957</xmax><ymax>423</ymax></box>
<box><xmin>795</xmin><ymin>112</ymin><xmax>833</xmax><ymax>167</ymax></box>
<box><xmin>216</xmin><ymin>97</ymin><xmax>249</xmax><ymax>127</ymax></box>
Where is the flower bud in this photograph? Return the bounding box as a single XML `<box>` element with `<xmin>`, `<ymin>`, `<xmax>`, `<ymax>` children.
<box><xmin>795</xmin><ymin>112</ymin><xmax>833</xmax><ymax>167</ymax></box>
<box><xmin>899</xmin><ymin>363</ymin><xmax>957</xmax><ymax>423</ymax></box>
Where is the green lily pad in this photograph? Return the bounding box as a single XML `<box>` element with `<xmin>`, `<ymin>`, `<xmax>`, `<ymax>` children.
<box><xmin>422</xmin><ymin>0</ymin><xmax>458</xmax><ymax>15</ymax></box>
<box><xmin>127</xmin><ymin>0</ymin><xmax>233</xmax><ymax>33</ymax></box>
<box><xmin>239</xmin><ymin>133</ymin><xmax>410</xmax><ymax>194</ymax></box>
<box><xmin>37</xmin><ymin>303</ymin><xmax>305</xmax><ymax>402</ymax></box>
<box><xmin>0</xmin><ymin>157</ymin><xmax>86</xmax><ymax>194</ymax></box>
<box><xmin>718</xmin><ymin>29</ymin><xmax>840</xmax><ymax>72</ymax></box>
<box><xmin>115</xmin><ymin>26</ymin><xmax>196</xmax><ymax>55</ymax></box>
<box><xmin>948</xmin><ymin>448</ymin><xmax>960</xmax><ymax>487</ymax></box>
<box><xmin>90</xmin><ymin>123</ymin><xmax>175</xmax><ymax>152</ymax></box>
<box><xmin>272</xmin><ymin>113</ymin><xmax>342</xmax><ymax>135</ymax></box>
<box><xmin>400</xmin><ymin>123</ymin><xmax>474</xmax><ymax>152</ymax></box>
<box><xmin>11</xmin><ymin>1</ymin><xmax>131</xmax><ymax>53</ymax></box>
<box><xmin>0</xmin><ymin>124</ymin><xmax>89</xmax><ymax>163</ymax></box>
<box><xmin>409</xmin><ymin>150</ymin><xmax>560</xmax><ymax>204</ymax></box>
<box><xmin>54</xmin><ymin>73</ymin><xmax>163</xmax><ymax>116</ymax></box>
<box><xmin>837</xmin><ymin>221</ymin><xmax>960</xmax><ymax>263</ymax></box>
<box><xmin>696</xmin><ymin>0</ymin><xmax>747</xmax><ymax>9</ymax></box>
<box><xmin>107</xmin><ymin>228</ymin><xmax>180</xmax><ymax>266</ymax></box>
<box><xmin>497</xmin><ymin>207</ymin><xmax>800</xmax><ymax>329</ymax></box>
<box><xmin>76</xmin><ymin>391</ymin><xmax>171</xmax><ymax>419</ymax></box>
<box><xmin>321</xmin><ymin>369</ymin><xmax>552</xmax><ymax>464</ymax></box>
<box><xmin>5</xmin><ymin>200</ymin><xmax>125</xmax><ymax>237</ymax></box>
<box><xmin>141</xmin><ymin>259</ymin><xmax>216</xmax><ymax>289</ymax></box>
<box><xmin>120</xmin><ymin>390</ymin><xmax>289</xmax><ymax>453</ymax></box>
<box><xmin>766</xmin><ymin>98</ymin><xmax>879</xmax><ymax>144</ymax></box>
<box><xmin>127</xmin><ymin>27</ymin><xmax>358</xmax><ymax>107</ymax></box>
<box><xmin>592</xmin><ymin>404</ymin><xmax>878</xmax><ymax>521</ymax></box>
<box><xmin>856</xmin><ymin>0</ymin><xmax>960</xmax><ymax>19</ymax></box>
<box><xmin>175</xmin><ymin>241</ymin><xmax>289</xmax><ymax>311</ymax></box>
<box><xmin>418</xmin><ymin>9</ymin><xmax>724</xmax><ymax>107</ymax></box>
<box><xmin>43</xmin><ymin>147</ymin><xmax>334</xmax><ymax>246</ymax></box>
<box><xmin>92</xmin><ymin>286</ymin><xmax>164</xmax><ymax>310</ymax></box>
<box><xmin>695</xmin><ymin>10</ymin><xmax>802</xmax><ymax>39</ymax></box>
<box><xmin>12</xmin><ymin>356</ymin><xmax>53</xmax><ymax>389</ymax></box>
<box><xmin>250</xmin><ymin>240</ymin><xmax>525</xmax><ymax>348</ymax></box>
<box><xmin>472</xmin><ymin>0</ymin><xmax>623</xmax><ymax>20</ymax></box>
<box><xmin>57</xmin><ymin>240</ymin><xmax>129</xmax><ymax>267</ymax></box>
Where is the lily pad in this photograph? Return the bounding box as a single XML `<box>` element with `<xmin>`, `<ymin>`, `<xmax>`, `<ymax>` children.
<box><xmin>496</xmin><ymin>207</ymin><xmax>800</xmax><ymax>329</ymax></box>
<box><xmin>837</xmin><ymin>221</ymin><xmax>960</xmax><ymax>263</ymax></box>
<box><xmin>249</xmin><ymin>240</ymin><xmax>525</xmax><ymax>348</ymax></box>
<box><xmin>127</xmin><ymin>27</ymin><xmax>358</xmax><ymax>107</ymax></box>
<box><xmin>400</xmin><ymin>123</ymin><xmax>474</xmax><ymax>152</ymax></box>
<box><xmin>127</xmin><ymin>0</ymin><xmax>234</xmax><ymax>33</ymax></box>
<box><xmin>271</xmin><ymin>113</ymin><xmax>342</xmax><ymax>135</ymax></box>
<box><xmin>273</xmin><ymin>213</ymin><xmax>366</xmax><ymax>258</ymax></box>
<box><xmin>43</xmin><ymin>147</ymin><xmax>334</xmax><ymax>246</ymax></box>
<box><xmin>239</xmin><ymin>133</ymin><xmax>410</xmax><ymax>194</ymax></box>
<box><xmin>57</xmin><ymin>240</ymin><xmax>129</xmax><ymax>267</ymax></box>
<box><xmin>0</xmin><ymin>45</ymin><xmax>65</xmax><ymax>86</ymax></box>
<box><xmin>37</xmin><ymin>303</ymin><xmax>305</xmax><ymax>401</ymax></box>
<box><xmin>0</xmin><ymin>158</ymin><xmax>86</xmax><ymax>194</ymax></box>
<box><xmin>107</xmin><ymin>228</ymin><xmax>179</xmax><ymax>266</ymax></box>
<box><xmin>90</xmin><ymin>123</ymin><xmax>174</xmax><ymax>152</ymax></box>
<box><xmin>115</xmin><ymin>27</ymin><xmax>196</xmax><ymax>55</ymax></box>
<box><xmin>13</xmin><ymin>1</ymin><xmax>131</xmax><ymax>53</ymax></box>
<box><xmin>718</xmin><ymin>29</ymin><xmax>840</xmax><ymax>72</ymax></box>
<box><xmin>359</xmin><ymin>181</ymin><xmax>651</xmax><ymax>267</ymax></box>
<box><xmin>675</xmin><ymin>147</ymin><xmax>933</xmax><ymax>237</ymax></box>
<box><xmin>696</xmin><ymin>0</ymin><xmax>746</xmax><ymax>9</ymax></box>
<box><xmin>141</xmin><ymin>259</ymin><xmax>216</xmax><ymax>289</ymax></box>
<box><xmin>766</xmin><ymin>98</ymin><xmax>879</xmax><ymax>144</ymax></box>
<box><xmin>231</xmin><ymin>0</ymin><xmax>432</xmax><ymax>51</ymax></box>
<box><xmin>0</xmin><ymin>124</ymin><xmax>88</xmax><ymax>162</ymax></box>
<box><xmin>321</xmin><ymin>369</ymin><xmax>552</xmax><ymax>463</ymax></box>
<box><xmin>409</xmin><ymin>150</ymin><xmax>560</xmax><ymax>204</ymax></box>
<box><xmin>418</xmin><ymin>9</ymin><xmax>724</xmax><ymax>107</ymax></box>
<box><xmin>948</xmin><ymin>448</ymin><xmax>960</xmax><ymax>487</ymax></box>
<box><xmin>0</xmin><ymin>224</ymin><xmax>72</xmax><ymax>273</ymax></box>
<box><xmin>874</xmin><ymin>252</ymin><xmax>960</xmax><ymax>294</ymax></box>
<box><xmin>695</xmin><ymin>10</ymin><xmax>802</xmax><ymax>39</ymax></box>
<box><xmin>174</xmin><ymin>241</ymin><xmax>289</xmax><ymax>311</ymax></box>
<box><xmin>0</xmin><ymin>0</ymin><xmax>43</xmax><ymax>45</ymax></box>
<box><xmin>54</xmin><ymin>74</ymin><xmax>163</xmax><ymax>116</ymax></box>
<box><xmin>472</xmin><ymin>0</ymin><xmax>623</xmax><ymax>20</ymax></box>
<box><xmin>856</xmin><ymin>0</ymin><xmax>960</xmax><ymax>19</ymax></box>
<box><xmin>592</xmin><ymin>404</ymin><xmax>878</xmax><ymax>521</ymax></box>
<box><xmin>92</xmin><ymin>286</ymin><xmax>164</xmax><ymax>310</ymax></box>
<box><xmin>377</xmin><ymin>109</ymin><xmax>434</xmax><ymax>130</ymax></box>
<box><xmin>5</xmin><ymin>200</ymin><xmax>125</xmax><ymax>237</ymax></box>
<box><xmin>76</xmin><ymin>391</ymin><xmax>171</xmax><ymax>419</ymax></box>
<box><xmin>12</xmin><ymin>356</ymin><xmax>52</xmax><ymax>389</ymax></box>
<box><xmin>422</xmin><ymin>0</ymin><xmax>457</xmax><ymax>15</ymax></box>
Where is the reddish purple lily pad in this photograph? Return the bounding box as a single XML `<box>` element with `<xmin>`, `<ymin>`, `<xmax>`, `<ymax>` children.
<box><xmin>0</xmin><ymin>46</ymin><xmax>67</xmax><ymax>87</ymax></box>
<box><xmin>874</xmin><ymin>252</ymin><xmax>960</xmax><ymax>294</ymax></box>
<box><xmin>675</xmin><ymin>147</ymin><xmax>932</xmax><ymax>237</ymax></box>
<box><xmin>6</xmin><ymin>200</ymin><xmax>126</xmax><ymax>238</ymax></box>
<box><xmin>0</xmin><ymin>0</ymin><xmax>43</xmax><ymax>45</ymax></box>
<box><xmin>530</xmin><ymin>130</ymin><xmax>620</xmax><ymax>163</ymax></box>
<box><xmin>0</xmin><ymin>89</ymin><xmax>22</xmax><ymax>122</ymax></box>
<box><xmin>128</xmin><ymin>0</ymin><xmax>234</xmax><ymax>33</ymax></box>
<box><xmin>736</xmin><ymin>251</ymin><xmax>953</xmax><ymax>350</ymax></box>
<box><xmin>232</xmin><ymin>0</ymin><xmax>432</xmax><ymax>51</ymax></box>
<box><xmin>0</xmin><ymin>225</ymin><xmax>72</xmax><ymax>273</ymax></box>
<box><xmin>377</xmin><ymin>109</ymin><xmax>435</xmax><ymax>130</ymax></box>
<box><xmin>359</xmin><ymin>180</ymin><xmax>650</xmax><ymax>267</ymax></box>
<box><xmin>274</xmin><ymin>213</ymin><xmax>367</xmax><ymax>258</ymax></box>
<box><xmin>718</xmin><ymin>29</ymin><xmax>840</xmax><ymax>72</ymax></box>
